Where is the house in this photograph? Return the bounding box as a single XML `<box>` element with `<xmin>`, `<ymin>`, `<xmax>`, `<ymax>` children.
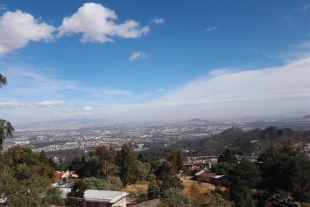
<box><xmin>60</xmin><ymin>188</ymin><xmax>129</xmax><ymax>207</ymax></box>
<box><xmin>194</xmin><ymin>170</ymin><xmax>216</xmax><ymax>182</ymax></box>
<box><xmin>183</xmin><ymin>160</ymin><xmax>211</xmax><ymax>171</ymax></box>
<box><xmin>194</xmin><ymin>170</ymin><xmax>230</xmax><ymax>186</ymax></box>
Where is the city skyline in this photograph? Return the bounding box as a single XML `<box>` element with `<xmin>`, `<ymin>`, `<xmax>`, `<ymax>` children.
<box><xmin>0</xmin><ymin>1</ymin><xmax>310</xmax><ymax>124</ymax></box>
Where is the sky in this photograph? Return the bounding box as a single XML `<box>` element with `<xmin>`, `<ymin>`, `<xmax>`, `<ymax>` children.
<box><xmin>0</xmin><ymin>0</ymin><xmax>310</xmax><ymax>125</ymax></box>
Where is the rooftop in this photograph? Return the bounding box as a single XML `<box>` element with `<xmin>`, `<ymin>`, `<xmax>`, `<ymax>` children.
<box><xmin>60</xmin><ymin>188</ymin><xmax>129</xmax><ymax>203</ymax></box>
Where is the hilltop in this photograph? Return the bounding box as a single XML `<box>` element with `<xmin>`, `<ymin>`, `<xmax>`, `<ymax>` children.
<box><xmin>303</xmin><ymin>114</ymin><xmax>310</xmax><ymax>119</ymax></box>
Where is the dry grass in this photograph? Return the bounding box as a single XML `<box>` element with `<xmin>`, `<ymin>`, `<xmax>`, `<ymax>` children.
<box><xmin>122</xmin><ymin>176</ymin><xmax>220</xmax><ymax>198</ymax></box>
<box><xmin>122</xmin><ymin>181</ymin><xmax>149</xmax><ymax>195</ymax></box>
<box><xmin>182</xmin><ymin>176</ymin><xmax>216</xmax><ymax>195</ymax></box>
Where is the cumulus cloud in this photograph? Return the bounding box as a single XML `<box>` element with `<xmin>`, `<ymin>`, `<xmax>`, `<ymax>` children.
<box><xmin>0</xmin><ymin>10</ymin><xmax>55</xmax><ymax>56</ymax></box>
<box><xmin>205</xmin><ymin>26</ymin><xmax>218</xmax><ymax>32</ymax></box>
<box><xmin>58</xmin><ymin>3</ymin><xmax>150</xmax><ymax>43</ymax></box>
<box><xmin>129</xmin><ymin>51</ymin><xmax>148</xmax><ymax>60</ymax></box>
<box><xmin>151</xmin><ymin>17</ymin><xmax>164</xmax><ymax>24</ymax></box>
<box><xmin>0</xmin><ymin>100</ymin><xmax>65</xmax><ymax>108</ymax></box>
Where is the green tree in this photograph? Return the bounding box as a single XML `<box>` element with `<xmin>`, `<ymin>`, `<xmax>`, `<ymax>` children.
<box><xmin>82</xmin><ymin>176</ymin><xmax>123</xmax><ymax>191</ymax></box>
<box><xmin>67</xmin><ymin>180</ymin><xmax>88</xmax><ymax>207</ymax></box>
<box><xmin>14</xmin><ymin>163</ymin><xmax>26</xmax><ymax>180</ymax></box>
<box><xmin>70</xmin><ymin>156</ymin><xmax>85</xmax><ymax>177</ymax></box>
<box><xmin>230</xmin><ymin>159</ymin><xmax>262</xmax><ymax>189</ymax></box>
<box><xmin>161</xmin><ymin>188</ymin><xmax>193</xmax><ymax>207</ymax></box>
<box><xmin>166</xmin><ymin>150</ymin><xmax>184</xmax><ymax>172</ymax></box>
<box><xmin>218</xmin><ymin>149</ymin><xmax>238</xmax><ymax>165</ymax></box>
<box><xmin>38</xmin><ymin>150</ymin><xmax>49</xmax><ymax>164</ymax></box>
<box><xmin>116</xmin><ymin>143</ymin><xmax>137</xmax><ymax>186</ymax></box>
<box><xmin>160</xmin><ymin>174</ymin><xmax>183</xmax><ymax>194</ymax></box>
<box><xmin>1</xmin><ymin>176</ymin><xmax>64</xmax><ymax>207</ymax></box>
<box><xmin>93</xmin><ymin>145</ymin><xmax>118</xmax><ymax>177</ymax></box>
<box><xmin>211</xmin><ymin>161</ymin><xmax>235</xmax><ymax>175</ymax></box>
<box><xmin>155</xmin><ymin>162</ymin><xmax>172</xmax><ymax>179</ymax></box>
<box><xmin>0</xmin><ymin>74</ymin><xmax>14</xmax><ymax>148</ymax></box>
<box><xmin>232</xmin><ymin>185</ymin><xmax>254</xmax><ymax>207</ymax></box>
<box><xmin>259</xmin><ymin>141</ymin><xmax>310</xmax><ymax>202</ymax></box>
<box><xmin>0</xmin><ymin>119</ymin><xmax>14</xmax><ymax>148</ymax></box>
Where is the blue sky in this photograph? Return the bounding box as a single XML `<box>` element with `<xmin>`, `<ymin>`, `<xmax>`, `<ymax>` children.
<box><xmin>0</xmin><ymin>1</ymin><xmax>310</xmax><ymax>124</ymax></box>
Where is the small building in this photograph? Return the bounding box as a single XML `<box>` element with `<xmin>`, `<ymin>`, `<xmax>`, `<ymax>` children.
<box><xmin>194</xmin><ymin>170</ymin><xmax>216</xmax><ymax>183</ymax></box>
<box><xmin>60</xmin><ymin>188</ymin><xmax>129</xmax><ymax>207</ymax></box>
<box><xmin>194</xmin><ymin>171</ymin><xmax>230</xmax><ymax>186</ymax></box>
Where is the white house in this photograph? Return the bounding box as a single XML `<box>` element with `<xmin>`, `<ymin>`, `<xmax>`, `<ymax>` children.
<box><xmin>60</xmin><ymin>188</ymin><xmax>129</xmax><ymax>207</ymax></box>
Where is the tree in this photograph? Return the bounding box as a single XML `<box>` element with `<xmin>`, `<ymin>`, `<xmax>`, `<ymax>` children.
<box><xmin>0</xmin><ymin>73</ymin><xmax>7</xmax><ymax>88</ymax></box>
<box><xmin>211</xmin><ymin>161</ymin><xmax>235</xmax><ymax>175</ymax></box>
<box><xmin>258</xmin><ymin>141</ymin><xmax>310</xmax><ymax>202</ymax></box>
<box><xmin>67</xmin><ymin>180</ymin><xmax>88</xmax><ymax>207</ymax></box>
<box><xmin>160</xmin><ymin>174</ymin><xmax>183</xmax><ymax>194</ymax></box>
<box><xmin>218</xmin><ymin>149</ymin><xmax>238</xmax><ymax>165</ymax></box>
<box><xmin>0</xmin><ymin>119</ymin><xmax>15</xmax><ymax>148</ymax></box>
<box><xmin>116</xmin><ymin>143</ymin><xmax>137</xmax><ymax>186</ymax></box>
<box><xmin>166</xmin><ymin>150</ymin><xmax>184</xmax><ymax>172</ymax></box>
<box><xmin>0</xmin><ymin>74</ymin><xmax>14</xmax><ymax>148</ymax></box>
<box><xmin>133</xmin><ymin>160</ymin><xmax>150</xmax><ymax>182</ymax></box>
<box><xmin>38</xmin><ymin>150</ymin><xmax>49</xmax><ymax>164</ymax></box>
<box><xmin>1</xmin><ymin>176</ymin><xmax>64</xmax><ymax>207</ymax></box>
<box><xmin>229</xmin><ymin>159</ymin><xmax>261</xmax><ymax>189</ymax></box>
<box><xmin>82</xmin><ymin>176</ymin><xmax>123</xmax><ymax>191</ymax></box>
<box><xmin>161</xmin><ymin>188</ymin><xmax>193</xmax><ymax>207</ymax></box>
<box><xmin>93</xmin><ymin>145</ymin><xmax>118</xmax><ymax>177</ymax></box>
<box><xmin>232</xmin><ymin>185</ymin><xmax>254</xmax><ymax>207</ymax></box>
<box><xmin>155</xmin><ymin>162</ymin><xmax>172</xmax><ymax>179</ymax></box>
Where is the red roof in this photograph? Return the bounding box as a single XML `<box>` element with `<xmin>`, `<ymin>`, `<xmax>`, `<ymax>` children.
<box><xmin>54</xmin><ymin>172</ymin><xmax>62</xmax><ymax>180</ymax></box>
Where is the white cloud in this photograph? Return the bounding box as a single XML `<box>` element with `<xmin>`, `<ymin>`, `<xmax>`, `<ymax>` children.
<box><xmin>0</xmin><ymin>100</ymin><xmax>65</xmax><ymax>108</ymax></box>
<box><xmin>58</xmin><ymin>3</ymin><xmax>150</xmax><ymax>43</ymax></box>
<box><xmin>82</xmin><ymin>106</ymin><xmax>94</xmax><ymax>111</ymax></box>
<box><xmin>205</xmin><ymin>27</ymin><xmax>218</xmax><ymax>32</ymax></box>
<box><xmin>50</xmin><ymin>107</ymin><xmax>98</xmax><ymax>118</ymax></box>
<box><xmin>0</xmin><ymin>10</ymin><xmax>55</xmax><ymax>56</ymax></box>
<box><xmin>147</xmin><ymin>57</ymin><xmax>310</xmax><ymax>107</ymax></box>
<box><xmin>297</xmin><ymin>4</ymin><xmax>310</xmax><ymax>11</ymax></box>
<box><xmin>151</xmin><ymin>17</ymin><xmax>164</xmax><ymax>24</ymax></box>
<box><xmin>48</xmin><ymin>56</ymin><xmax>308</xmax><ymax>122</ymax></box>
<box><xmin>129</xmin><ymin>51</ymin><xmax>148</xmax><ymax>60</ymax></box>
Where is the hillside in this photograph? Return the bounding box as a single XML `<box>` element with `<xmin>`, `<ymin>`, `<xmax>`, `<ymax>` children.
<box><xmin>142</xmin><ymin>126</ymin><xmax>310</xmax><ymax>158</ymax></box>
<box><xmin>198</xmin><ymin>126</ymin><xmax>309</xmax><ymax>156</ymax></box>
